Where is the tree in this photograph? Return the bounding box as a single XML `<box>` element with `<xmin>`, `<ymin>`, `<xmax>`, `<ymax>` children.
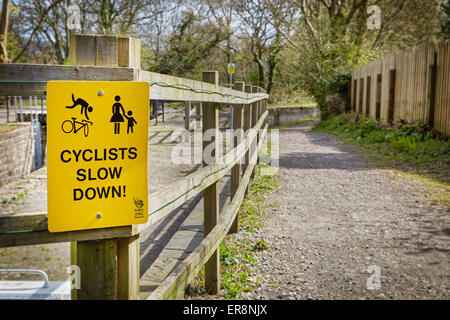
<box><xmin>6</xmin><ymin>0</ymin><xmax>171</xmax><ymax>64</ymax></box>
<box><xmin>266</xmin><ymin>0</ymin><xmax>442</xmax><ymax>119</ymax></box>
<box><xmin>88</xmin><ymin>0</ymin><xmax>149</xmax><ymax>35</ymax></box>
<box><xmin>10</xmin><ymin>0</ymin><xmax>64</xmax><ymax>63</ymax></box>
<box><xmin>440</xmin><ymin>0</ymin><xmax>450</xmax><ymax>39</ymax></box>
<box><xmin>151</xmin><ymin>12</ymin><xmax>227</xmax><ymax>77</ymax></box>
<box><xmin>205</xmin><ymin>0</ymin><xmax>233</xmax><ymax>62</ymax></box>
<box><xmin>234</xmin><ymin>0</ymin><xmax>271</xmax><ymax>88</ymax></box>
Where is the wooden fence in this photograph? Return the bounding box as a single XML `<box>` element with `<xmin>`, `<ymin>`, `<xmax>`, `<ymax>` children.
<box><xmin>351</xmin><ymin>41</ymin><xmax>450</xmax><ymax>137</ymax></box>
<box><xmin>0</xmin><ymin>34</ymin><xmax>269</xmax><ymax>300</ymax></box>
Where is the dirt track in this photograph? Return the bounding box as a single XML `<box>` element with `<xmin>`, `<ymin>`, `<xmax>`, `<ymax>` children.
<box><xmin>247</xmin><ymin>121</ymin><xmax>450</xmax><ymax>300</ymax></box>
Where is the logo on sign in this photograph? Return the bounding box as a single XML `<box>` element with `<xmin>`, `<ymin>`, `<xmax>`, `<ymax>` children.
<box><xmin>134</xmin><ymin>198</ymin><xmax>145</xmax><ymax>218</ymax></box>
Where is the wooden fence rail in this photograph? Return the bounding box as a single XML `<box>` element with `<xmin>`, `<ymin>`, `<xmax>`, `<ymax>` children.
<box><xmin>351</xmin><ymin>40</ymin><xmax>450</xmax><ymax>137</ymax></box>
<box><xmin>149</xmin><ymin>123</ymin><xmax>268</xmax><ymax>300</ymax></box>
<box><xmin>0</xmin><ymin>34</ymin><xmax>269</xmax><ymax>300</ymax></box>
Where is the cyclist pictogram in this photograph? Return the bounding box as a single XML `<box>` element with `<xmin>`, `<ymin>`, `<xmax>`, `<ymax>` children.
<box><xmin>62</xmin><ymin>117</ymin><xmax>93</xmax><ymax>137</ymax></box>
<box><xmin>66</xmin><ymin>94</ymin><xmax>94</xmax><ymax>120</ymax></box>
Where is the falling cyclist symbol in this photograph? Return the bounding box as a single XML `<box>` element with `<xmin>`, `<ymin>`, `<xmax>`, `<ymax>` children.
<box><xmin>66</xmin><ymin>94</ymin><xmax>94</xmax><ymax>120</ymax></box>
<box><xmin>62</xmin><ymin>94</ymin><xmax>93</xmax><ymax>137</ymax></box>
<box><xmin>62</xmin><ymin>117</ymin><xmax>93</xmax><ymax>137</ymax></box>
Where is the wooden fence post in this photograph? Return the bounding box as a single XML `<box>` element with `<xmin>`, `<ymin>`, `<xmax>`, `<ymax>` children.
<box><xmin>427</xmin><ymin>52</ymin><xmax>437</xmax><ymax>127</ymax></box>
<box><xmin>376</xmin><ymin>74</ymin><xmax>382</xmax><ymax>120</ymax></box>
<box><xmin>69</xmin><ymin>34</ymin><xmax>141</xmax><ymax>300</ymax></box>
<box><xmin>185</xmin><ymin>101</ymin><xmax>192</xmax><ymax>131</ymax></box>
<box><xmin>388</xmin><ymin>70</ymin><xmax>396</xmax><ymax>123</ymax></box>
<box><xmin>366</xmin><ymin>76</ymin><xmax>372</xmax><ymax>117</ymax></box>
<box><xmin>184</xmin><ymin>101</ymin><xmax>197</xmax><ymax>132</ymax></box>
<box><xmin>77</xmin><ymin>239</ymin><xmax>118</xmax><ymax>299</ymax></box>
<box><xmin>5</xmin><ymin>96</ymin><xmax>9</xmax><ymax>123</ymax></box>
<box><xmin>202</xmin><ymin>71</ymin><xmax>220</xmax><ymax>295</ymax></box>
<box><xmin>229</xmin><ymin>81</ymin><xmax>245</xmax><ymax>234</ymax></box>
<box><xmin>70</xmin><ymin>242</ymin><xmax>77</xmax><ymax>300</ymax></box>
<box><xmin>117</xmin><ymin>235</ymin><xmax>140</xmax><ymax>300</ymax></box>
<box><xmin>359</xmin><ymin>78</ymin><xmax>364</xmax><ymax>114</ymax></box>
<box><xmin>263</xmin><ymin>88</ymin><xmax>268</xmax><ymax>127</ymax></box>
<box><xmin>251</xmin><ymin>86</ymin><xmax>259</xmax><ymax>177</ymax></box>
<box><xmin>196</xmin><ymin>103</ymin><xmax>202</xmax><ymax>127</ymax></box>
<box><xmin>258</xmin><ymin>87</ymin><xmax>265</xmax><ymax>149</ymax></box>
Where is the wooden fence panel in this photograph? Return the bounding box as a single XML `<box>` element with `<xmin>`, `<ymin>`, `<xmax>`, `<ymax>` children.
<box><xmin>380</xmin><ymin>53</ymin><xmax>395</xmax><ymax>122</ymax></box>
<box><xmin>435</xmin><ymin>41</ymin><xmax>450</xmax><ymax>136</ymax></box>
<box><xmin>351</xmin><ymin>41</ymin><xmax>450</xmax><ymax>136</ymax></box>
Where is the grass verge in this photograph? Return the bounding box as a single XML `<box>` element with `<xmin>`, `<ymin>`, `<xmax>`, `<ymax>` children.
<box><xmin>269</xmin><ymin>99</ymin><xmax>316</xmax><ymax>108</ymax></box>
<box><xmin>270</xmin><ymin>116</ymin><xmax>320</xmax><ymax>131</ymax></box>
<box><xmin>1</xmin><ymin>188</ymin><xmax>30</xmax><ymax>205</ymax></box>
<box><xmin>314</xmin><ymin>113</ymin><xmax>450</xmax><ymax>208</ymax></box>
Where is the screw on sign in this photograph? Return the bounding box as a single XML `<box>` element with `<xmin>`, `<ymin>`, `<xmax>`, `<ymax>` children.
<box><xmin>47</xmin><ymin>81</ymin><xmax>149</xmax><ymax>232</ymax></box>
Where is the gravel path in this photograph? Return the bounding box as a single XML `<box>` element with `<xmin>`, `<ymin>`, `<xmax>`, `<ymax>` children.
<box><xmin>248</xmin><ymin>121</ymin><xmax>450</xmax><ymax>300</ymax></box>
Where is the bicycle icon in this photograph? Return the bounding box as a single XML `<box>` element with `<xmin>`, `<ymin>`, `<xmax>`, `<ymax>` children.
<box><xmin>62</xmin><ymin>117</ymin><xmax>93</xmax><ymax>137</ymax></box>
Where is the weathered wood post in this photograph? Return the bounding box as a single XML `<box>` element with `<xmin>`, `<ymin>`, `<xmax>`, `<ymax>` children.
<box><xmin>251</xmin><ymin>86</ymin><xmax>259</xmax><ymax>177</ymax></box>
<box><xmin>185</xmin><ymin>101</ymin><xmax>192</xmax><ymax>131</ymax></box>
<box><xmin>229</xmin><ymin>81</ymin><xmax>245</xmax><ymax>234</ymax></box>
<box><xmin>427</xmin><ymin>51</ymin><xmax>437</xmax><ymax>127</ymax></box>
<box><xmin>196</xmin><ymin>103</ymin><xmax>202</xmax><ymax>127</ymax></box>
<box><xmin>258</xmin><ymin>88</ymin><xmax>267</xmax><ymax>163</ymax></box>
<box><xmin>388</xmin><ymin>70</ymin><xmax>396</xmax><ymax>123</ymax></box>
<box><xmin>185</xmin><ymin>101</ymin><xmax>198</xmax><ymax>132</ymax></box>
<box><xmin>117</xmin><ymin>234</ymin><xmax>140</xmax><ymax>300</ymax></box>
<box><xmin>258</xmin><ymin>87</ymin><xmax>265</xmax><ymax>158</ymax></box>
<box><xmin>359</xmin><ymin>78</ymin><xmax>364</xmax><ymax>114</ymax></box>
<box><xmin>202</xmin><ymin>71</ymin><xmax>220</xmax><ymax>294</ymax></box>
<box><xmin>70</xmin><ymin>242</ymin><xmax>77</xmax><ymax>300</ymax></box>
<box><xmin>376</xmin><ymin>74</ymin><xmax>382</xmax><ymax>120</ymax></box>
<box><xmin>5</xmin><ymin>96</ymin><xmax>9</xmax><ymax>123</ymax></box>
<box><xmin>244</xmin><ymin>85</ymin><xmax>253</xmax><ymax>194</ymax></box>
<box><xmin>69</xmin><ymin>34</ymin><xmax>141</xmax><ymax>300</ymax></box>
<box><xmin>366</xmin><ymin>76</ymin><xmax>371</xmax><ymax>117</ymax></box>
<box><xmin>76</xmin><ymin>239</ymin><xmax>118</xmax><ymax>299</ymax></box>
<box><xmin>261</xmin><ymin>88</ymin><xmax>268</xmax><ymax>129</ymax></box>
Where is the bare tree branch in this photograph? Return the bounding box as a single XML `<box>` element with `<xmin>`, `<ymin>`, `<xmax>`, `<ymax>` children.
<box><xmin>12</xmin><ymin>0</ymin><xmax>64</xmax><ymax>63</ymax></box>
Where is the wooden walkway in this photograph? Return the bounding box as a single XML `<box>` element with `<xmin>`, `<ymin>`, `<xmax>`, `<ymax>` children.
<box><xmin>0</xmin><ymin>108</ymin><xmax>232</xmax><ymax>298</ymax></box>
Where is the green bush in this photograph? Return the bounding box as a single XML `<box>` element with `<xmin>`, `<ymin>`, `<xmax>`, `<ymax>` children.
<box><xmin>220</xmin><ymin>242</ymin><xmax>239</xmax><ymax>266</ymax></box>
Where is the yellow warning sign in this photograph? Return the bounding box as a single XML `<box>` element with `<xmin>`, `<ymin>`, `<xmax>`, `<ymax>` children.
<box><xmin>47</xmin><ymin>81</ymin><xmax>149</xmax><ymax>232</ymax></box>
<box><xmin>227</xmin><ymin>63</ymin><xmax>235</xmax><ymax>74</ymax></box>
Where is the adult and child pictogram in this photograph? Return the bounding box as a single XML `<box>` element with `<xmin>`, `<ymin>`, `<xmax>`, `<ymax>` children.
<box><xmin>110</xmin><ymin>95</ymin><xmax>137</xmax><ymax>134</ymax></box>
